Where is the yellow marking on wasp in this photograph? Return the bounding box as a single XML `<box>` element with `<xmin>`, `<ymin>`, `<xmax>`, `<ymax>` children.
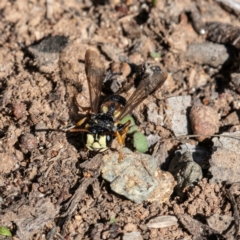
<box><xmin>99</xmin><ymin>135</ymin><xmax>107</xmax><ymax>147</ymax></box>
<box><xmin>113</xmin><ymin>110</ymin><xmax>121</xmax><ymax>118</ymax></box>
<box><xmin>86</xmin><ymin>134</ymin><xmax>108</xmax><ymax>152</ymax></box>
<box><xmin>86</xmin><ymin>134</ymin><xmax>94</xmax><ymax>145</ymax></box>
<box><xmin>102</xmin><ymin>106</ymin><xmax>108</xmax><ymax>113</ymax></box>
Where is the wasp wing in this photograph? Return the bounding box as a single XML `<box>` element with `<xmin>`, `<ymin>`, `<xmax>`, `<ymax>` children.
<box><xmin>117</xmin><ymin>64</ymin><xmax>168</xmax><ymax>120</ymax></box>
<box><xmin>85</xmin><ymin>49</ymin><xmax>105</xmax><ymax>114</ymax></box>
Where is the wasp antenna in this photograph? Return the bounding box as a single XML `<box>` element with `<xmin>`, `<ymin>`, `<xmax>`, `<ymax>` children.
<box><xmin>35</xmin><ymin>128</ymin><xmax>66</xmax><ymax>133</ymax></box>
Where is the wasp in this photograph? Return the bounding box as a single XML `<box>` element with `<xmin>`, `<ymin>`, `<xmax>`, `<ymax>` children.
<box><xmin>45</xmin><ymin>49</ymin><xmax>168</xmax><ymax>161</ymax></box>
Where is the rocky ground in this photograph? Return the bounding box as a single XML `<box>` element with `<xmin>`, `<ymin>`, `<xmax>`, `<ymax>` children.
<box><xmin>1</xmin><ymin>0</ymin><xmax>240</xmax><ymax>239</ymax></box>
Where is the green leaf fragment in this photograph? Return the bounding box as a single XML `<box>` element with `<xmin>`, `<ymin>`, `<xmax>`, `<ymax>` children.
<box><xmin>120</xmin><ymin>115</ymin><xmax>148</xmax><ymax>152</ymax></box>
<box><xmin>133</xmin><ymin>132</ymin><xmax>148</xmax><ymax>153</ymax></box>
<box><xmin>0</xmin><ymin>226</ymin><xmax>12</xmax><ymax>237</ymax></box>
<box><xmin>150</xmin><ymin>51</ymin><xmax>161</xmax><ymax>59</ymax></box>
<box><xmin>128</xmin><ymin>125</ymin><xmax>138</xmax><ymax>134</ymax></box>
<box><xmin>120</xmin><ymin>115</ymin><xmax>135</xmax><ymax>126</ymax></box>
<box><xmin>109</xmin><ymin>218</ymin><xmax>116</xmax><ymax>224</ymax></box>
<box><xmin>120</xmin><ymin>115</ymin><xmax>138</xmax><ymax>134</ymax></box>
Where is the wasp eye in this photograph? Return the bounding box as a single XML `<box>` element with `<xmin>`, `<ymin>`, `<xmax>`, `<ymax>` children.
<box><xmin>106</xmin><ymin>135</ymin><xmax>111</xmax><ymax>142</ymax></box>
<box><xmin>90</xmin><ymin>128</ymin><xmax>97</xmax><ymax>134</ymax></box>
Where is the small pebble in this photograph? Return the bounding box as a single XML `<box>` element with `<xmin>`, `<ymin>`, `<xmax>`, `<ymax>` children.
<box><xmin>123</xmin><ymin>231</ymin><xmax>143</xmax><ymax>240</ymax></box>
<box><xmin>190</xmin><ymin>105</ymin><xmax>219</xmax><ymax>141</ymax></box>
<box><xmin>165</xmin><ymin>96</ymin><xmax>191</xmax><ymax>136</ymax></box>
<box><xmin>168</xmin><ymin>152</ymin><xmax>202</xmax><ymax>198</ymax></box>
<box><xmin>207</xmin><ymin>214</ymin><xmax>233</xmax><ymax>233</ymax></box>
<box><xmin>124</xmin><ymin>223</ymin><xmax>138</xmax><ymax>232</ymax></box>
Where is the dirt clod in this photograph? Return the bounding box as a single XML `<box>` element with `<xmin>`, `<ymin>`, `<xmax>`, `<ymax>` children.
<box><xmin>0</xmin><ymin>152</ymin><xmax>18</xmax><ymax>174</ymax></box>
<box><xmin>12</xmin><ymin>102</ymin><xmax>27</xmax><ymax>120</ymax></box>
<box><xmin>19</xmin><ymin>133</ymin><xmax>38</xmax><ymax>153</ymax></box>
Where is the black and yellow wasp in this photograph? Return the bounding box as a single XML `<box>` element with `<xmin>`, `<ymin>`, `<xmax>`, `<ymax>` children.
<box><xmin>46</xmin><ymin>49</ymin><xmax>168</xmax><ymax>161</ymax></box>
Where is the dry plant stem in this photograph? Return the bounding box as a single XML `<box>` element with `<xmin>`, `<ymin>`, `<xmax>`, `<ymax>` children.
<box><xmin>61</xmin><ymin>178</ymin><xmax>96</xmax><ymax>218</ymax></box>
<box><xmin>175</xmin><ymin>134</ymin><xmax>240</xmax><ymax>141</ymax></box>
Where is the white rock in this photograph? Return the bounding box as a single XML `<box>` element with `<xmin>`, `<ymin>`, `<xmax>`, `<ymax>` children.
<box><xmin>123</xmin><ymin>231</ymin><xmax>143</xmax><ymax>240</ymax></box>
<box><xmin>165</xmin><ymin>95</ymin><xmax>191</xmax><ymax>136</ymax></box>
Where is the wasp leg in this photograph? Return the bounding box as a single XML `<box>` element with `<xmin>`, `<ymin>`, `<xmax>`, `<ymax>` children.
<box><xmin>65</xmin><ymin>117</ymin><xmax>88</xmax><ymax>131</ymax></box>
<box><xmin>115</xmin><ymin>131</ymin><xmax>124</xmax><ymax>162</ymax></box>
<box><xmin>116</xmin><ymin>120</ymin><xmax>131</xmax><ymax>162</ymax></box>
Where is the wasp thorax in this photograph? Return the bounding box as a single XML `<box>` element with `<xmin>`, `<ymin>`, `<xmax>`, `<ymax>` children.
<box><xmin>86</xmin><ymin>133</ymin><xmax>110</xmax><ymax>152</ymax></box>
